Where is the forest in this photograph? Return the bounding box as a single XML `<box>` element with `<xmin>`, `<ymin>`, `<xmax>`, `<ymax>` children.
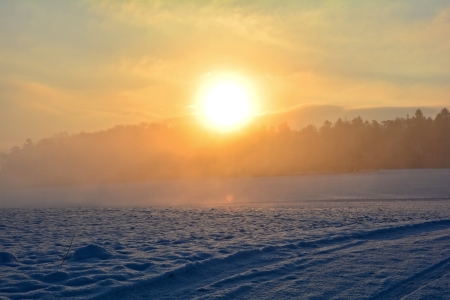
<box><xmin>1</xmin><ymin>108</ymin><xmax>449</xmax><ymax>189</ymax></box>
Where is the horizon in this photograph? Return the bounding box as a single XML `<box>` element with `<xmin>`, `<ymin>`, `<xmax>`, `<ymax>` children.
<box><xmin>0</xmin><ymin>104</ymin><xmax>444</xmax><ymax>153</ymax></box>
<box><xmin>2</xmin><ymin>107</ymin><xmax>449</xmax><ymax>190</ymax></box>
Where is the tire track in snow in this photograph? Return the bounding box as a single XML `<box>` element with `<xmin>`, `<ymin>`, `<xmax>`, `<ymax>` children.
<box><xmin>370</xmin><ymin>256</ymin><xmax>450</xmax><ymax>300</ymax></box>
<box><xmin>95</xmin><ymin>219</ymin><xmax>450</xmax><ymax>300</ymax></box>
<box><xmin>198</xmin><ymin>240</ymin><xmax>368</xmax><ymax>298</ymax></box>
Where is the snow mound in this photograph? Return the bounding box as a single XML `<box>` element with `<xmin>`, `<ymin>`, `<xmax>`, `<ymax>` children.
<box><xmin>0</xmin><ymin>252</ymin><xmax>17</xmax><ymax>263</ymax></box>
<box><xmin>71</xmin><ymin>245</ymin><xmax>111</xmax><ymax>261</ymax></box>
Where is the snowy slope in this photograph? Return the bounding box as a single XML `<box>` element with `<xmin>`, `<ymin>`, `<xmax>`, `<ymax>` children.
<box><xmin>1</xmin><ymin>203</ymin><xmax>450</xmax><ymax>299</ymax></box>
<box><xmin>1</xmin><ymin>169</ymin><xmax>450</xmax><ymax>299</ymax></box>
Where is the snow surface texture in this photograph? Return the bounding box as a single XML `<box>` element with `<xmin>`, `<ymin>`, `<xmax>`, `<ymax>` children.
<box><xmin>0</xmin><ymin>169</ymin><xmax>450</xmax><ymax>299</ymax></box>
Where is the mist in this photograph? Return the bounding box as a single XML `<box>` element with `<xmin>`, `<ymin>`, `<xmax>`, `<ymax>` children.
<box><xmin>1</xmin><ymin>108</ymin><xmax>449</xmax><ymax>193</ymax></box>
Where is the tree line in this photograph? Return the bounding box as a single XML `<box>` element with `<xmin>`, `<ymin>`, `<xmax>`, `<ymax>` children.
<box><xmin>1</xmin><ymin>108</ymin><xmax>449</xmax><ymax>188</ymax></box>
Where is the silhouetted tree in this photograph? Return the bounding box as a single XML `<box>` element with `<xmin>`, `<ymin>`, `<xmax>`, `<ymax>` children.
<box><xmin>1</xmin><ymin>108</ymin><xmax>450</xmax><ymax>188</ymax></box>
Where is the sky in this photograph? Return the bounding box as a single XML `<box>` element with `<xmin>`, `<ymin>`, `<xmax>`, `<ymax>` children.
<box><xmin>1</xmin><ymin>0</ymin><xmax>449</xmax><ymax>151</ymax></box>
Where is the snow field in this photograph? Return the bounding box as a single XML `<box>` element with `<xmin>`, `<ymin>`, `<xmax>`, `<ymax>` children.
<box><xmin>1</xmin><ymin>200</ymin><xmax>450</xmax><ymax>299</ymax></box>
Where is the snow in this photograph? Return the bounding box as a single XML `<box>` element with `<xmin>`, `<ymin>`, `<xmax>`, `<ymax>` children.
<box><xmin>0</xmin><ymin>252</ymin><xmax>17</xmax><ymax>264</ymax></box>
<box><xmin>71</xmin><ymin>245</ymin><xmax>112</xmax><ymax>261</ymax></box>
<box><xmin>0</xmin><ymin>169</ymin><xmax>450</xmax><ymax>299</ymax></box>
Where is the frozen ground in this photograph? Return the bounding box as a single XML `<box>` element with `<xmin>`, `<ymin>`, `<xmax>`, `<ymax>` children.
<box><xmin>1</xmin><ymin>169</ymin><xmax>450</xmax><ymax>299</ymax></box>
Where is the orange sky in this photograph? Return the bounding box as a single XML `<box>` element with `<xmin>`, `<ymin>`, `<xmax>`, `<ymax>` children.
<box><xmin>1</xmin><ymin>0</ymin><xmax>449</xmax><ymax>151</ymax></box>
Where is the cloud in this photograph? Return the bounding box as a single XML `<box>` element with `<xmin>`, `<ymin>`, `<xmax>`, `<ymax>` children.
<box><xmin>256</xmin><ymin>104</ymin><xmax>442</xmax><ymax>129</ymax></box>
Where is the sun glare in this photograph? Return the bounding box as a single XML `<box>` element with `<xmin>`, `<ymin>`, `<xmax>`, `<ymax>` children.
<box><xmin>197</xmin><ymin>74</ymin><xmax>255</xmax><ymax>131</ymax></box>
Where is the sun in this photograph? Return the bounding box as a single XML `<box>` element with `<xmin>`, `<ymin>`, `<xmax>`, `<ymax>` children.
<box><xmin>197</xmin><ymin>73</ymin><xmax>255</xmax><ymax>130</ymax></box>
<box><xmin>202</xmin><ymin>82</ymin><xmax>250</xmax><ymax>128</ymax></box>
